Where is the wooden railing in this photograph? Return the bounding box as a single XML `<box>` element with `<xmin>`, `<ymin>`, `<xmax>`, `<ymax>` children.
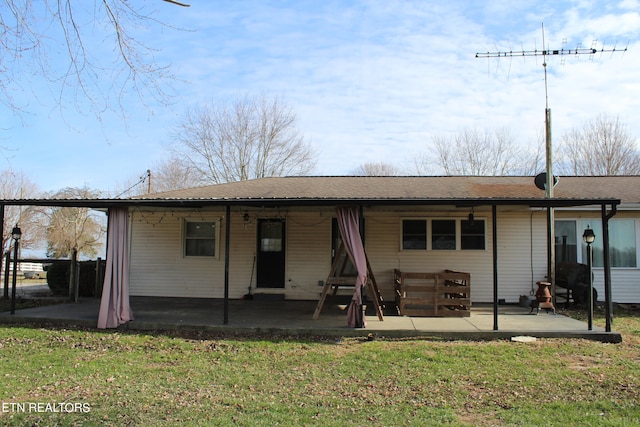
<box><xmin>393</xmin><ymin>269</ymin><xmax>471</xmax><ymax>317</ymax></box>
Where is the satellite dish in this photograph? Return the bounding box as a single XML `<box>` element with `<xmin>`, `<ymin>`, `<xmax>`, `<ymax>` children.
<box><xmin>534</xmin><ymin>173</ymin><xmax>558</xmax><ymax>191</ymax></box>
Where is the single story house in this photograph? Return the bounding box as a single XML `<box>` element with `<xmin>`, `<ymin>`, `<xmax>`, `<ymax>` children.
<box><xmin>124</xmin><ymin>175</ymin><xmax>639</xmax><ymax>303</ymax></box>
<box><xmin>3</xmin><ymin>175</ymin><xmax>638</xmax><ymax>330</ymax></box>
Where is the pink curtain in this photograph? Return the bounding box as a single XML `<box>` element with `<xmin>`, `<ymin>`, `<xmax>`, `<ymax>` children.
<box><xmin>336</xmin><ymin>206</ymin><xmax>367</xmax><ymax>328</ymax></box>
<box><xmin>97</xmin><ymin>207</ymin><xmax>134</xmax><ymax>329</ymax></box>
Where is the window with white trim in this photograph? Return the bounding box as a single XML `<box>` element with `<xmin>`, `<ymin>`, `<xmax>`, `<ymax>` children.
<box><xmin>402</xmin><ymin>219</ymin><xmax>427</xmax><ymax>250</ymax></box>
<box><xmin>584</xmin><ymin>220</ymin><xmax>637</xmax><ymax>268</ymax></box>
<box><xmin>432</xmin><ymin>219</ymin><xmax>456</xmax><ymax>250</ymax></box>
<box><xmin>555</xmin><ymin>219</ymin><xmax>638</xmax><ymax>268</ymax></box>
<box><xmin>184</xmin><ymin>221</ymin><xmax>218</xmax><ymax>257</ymax></box>
<box><xmin>555</xmin><ymin>220</ymin><xmax>578</xmax><ymax>263</ymax></box>
<box><xmin>401</xmin><ymin>218</ymin><xmax>485</xmax><ymax>251</ymax></box>
<box><xmin>461</xmin><ymin>219</ymin><xmax>486</xmax><ymax>250</ymax></box>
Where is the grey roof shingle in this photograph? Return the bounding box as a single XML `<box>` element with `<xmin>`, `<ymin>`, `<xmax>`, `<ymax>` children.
<box><xmin>133</xmin><ymin>176</ymin><xmax>637</xmax><ymax>205</ymax></box>
<box><xmin>0</xmin><ymin>176</ymin><xmax>631</xmax><ymax>208</ymax></box>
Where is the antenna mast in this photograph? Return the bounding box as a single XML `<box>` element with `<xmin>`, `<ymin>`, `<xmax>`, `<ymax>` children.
<box><xmin>475</xmin><ymin>24</ymin><xmax>626</xmax><ymax>323</ymax></box>
<box><xmin>476</xmin><ymin>23</ymin><xmax>625</xmax><ymax>198</ymax></box>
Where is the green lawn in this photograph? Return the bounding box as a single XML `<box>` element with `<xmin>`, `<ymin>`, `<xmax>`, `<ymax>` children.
<box><xmin>0</xmin><ymin>307</ymin><xmax>639</xmax><ymax>426</ymax></box>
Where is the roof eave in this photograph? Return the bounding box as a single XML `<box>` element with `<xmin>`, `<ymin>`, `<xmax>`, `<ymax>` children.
<box><xmin>0</xmin><ymin>197</ymin><xmax>620</xmax><ymax>209</ymax></box>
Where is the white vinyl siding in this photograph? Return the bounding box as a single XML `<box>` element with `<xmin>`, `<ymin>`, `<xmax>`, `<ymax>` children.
<box><xmin>130</xmin><ymin>210</ymin><xmax>333</xmax><ymax>300</ymax></box>
<box><xmin>128</xmin><ymin>207</ymin><xmax>640</xmax><ymax>303</ymax></box>
<box><xmin>495</xmin><ymin>211</ymin><xmax>548</xmax><ymax>303</ymax></box>
<box><xmin>367</xmin><ymin>211</ymin><xmax>501</xmax><ymax>303</ymax></box>
<box><xmin>286</xmin><ymin>213</ymin><xmax>332</xmax><ymax>300</ymax></box>
<box><xmin>130</xmin><ymin>210</ymin><xmax>226</xmax><ymax>298</ymax></box>
<box><xmin>555</xmin><ymin>211</ymin><xmax>640</xmax><ymax>303</ymax></box>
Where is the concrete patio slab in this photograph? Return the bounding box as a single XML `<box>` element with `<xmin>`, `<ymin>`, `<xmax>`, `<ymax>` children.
<box><xmin>0</xmin><ymin>296</ymin><xmax>622</xmax><ymax>343</ymax></box>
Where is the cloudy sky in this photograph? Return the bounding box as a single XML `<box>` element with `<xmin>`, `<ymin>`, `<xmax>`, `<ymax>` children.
<box><xmin>1</xmin><ymin>0</ymin><xmax>639</xmax><ymax>195</ymax></box>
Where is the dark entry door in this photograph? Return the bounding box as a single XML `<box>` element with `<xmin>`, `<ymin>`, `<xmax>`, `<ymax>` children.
<box><xmin>256</xmin><ymin>219</ymin><xmax>286</xmax><ymax>288</ymax></box>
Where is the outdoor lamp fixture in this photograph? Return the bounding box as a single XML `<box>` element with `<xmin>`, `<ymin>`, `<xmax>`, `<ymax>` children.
<box><xmin>10</xmin><ymin>225</ymin><xmax>21</xmax><ymax>315</ymax></box>
<box><xmin>11</xmin><ymin>226</ymin><xmax>22</xmax><ymax>241</ymax></box>
<box><xmin>582</xmin><ymin>225</ymin><xmax>595</xmax><ymax>245</ymax></box>
<box><xmin>468</xmin><ymin>207</ymin><xmax>475</xmax><ymax>226</ymax></box>
<box><xmin>582</xmin><ymin>225</ymin><xmax>595</xmax><ymax>330</ymax></box>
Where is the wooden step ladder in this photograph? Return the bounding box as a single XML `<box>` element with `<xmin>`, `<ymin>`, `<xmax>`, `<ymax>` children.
<box><xmin>312</xmin><ymin>242</ymin><xmax>384</xmax><ymax>321</ymax></box>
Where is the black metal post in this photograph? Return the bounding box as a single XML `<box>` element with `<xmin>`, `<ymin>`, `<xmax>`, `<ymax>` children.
<box><xmin>587</xmin><ymin>241</ymin><xmax>593</xmax><ymax>331</ymax></box>
<box><xmin>10</xmin><ymin>239</ymin><xmax>19</xmax><ymax>314</ymax></box>
<box><xmin>602</xmin><ymin>204</ymin><xmax>615</xmax><ymax>332</ymax></box>
<box><xmin>0</xmin><ymin>204</ymin><xmax>4</xmax><ymax>298</ymax></box>
<box><xmin>223</xmin><ymin>205</ymin><xmax>231</xmax><ymax>325</ymax></box>
<box><xmin>95</xmin><ymin>257</ymin><xmax>102</xmax><ymax>298</ymax></box>
<box><xmin>3</xmin><ymin>252</ymin><xmax>9</xmax><ymax>300</ymax></box>
<box><xmin>492</xmin><ymin>204</ymin><xmax>498</xmax><ymax>331</ymax></box>
<box><xmin>69</xmin><ymin>249</ymin><xmax>79</xmax><ymax>302</ymax></box>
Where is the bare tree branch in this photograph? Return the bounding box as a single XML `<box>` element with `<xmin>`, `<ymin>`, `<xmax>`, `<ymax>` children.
<box><xmin>352</xmin><ymin>162</ymin><xmax>402</xmax><ymax>176</ymax></box>
<box><xmin>558</xmin><ymin>114</ymin><xmax>640</xmax><ymax>176</ymax></box>
<box><xmin>427</xmin><ymin>127</ymin><xmax>521</xmax><ymax>176</ymax></box>
<box><xmin>0</xmin><ymin>1</ymin><xmax>183</xmax><ymax>119</ymax></box>
<box><xmin>171</xmin><ymin>94</ymin><xmax>317</xmax><ymax>184</ymax></box>
<box><xmin>0</xmin><ymin>169</ymin><xmax>44</xmax><ymax>253</ymax></box>
<box><xmin>44</xmin><ymin>187</ymin><xmax>105</xmax><ymax>258</ymax></box>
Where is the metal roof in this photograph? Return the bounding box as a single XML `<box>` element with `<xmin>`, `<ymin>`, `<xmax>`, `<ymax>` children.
<box><xmin>0</xmin><ymin>176</ymin><xmax>628</xmax><ymax>208</ymax></box>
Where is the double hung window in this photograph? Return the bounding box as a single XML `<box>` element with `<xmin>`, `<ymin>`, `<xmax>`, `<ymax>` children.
<box><xmin>184</xmin><ymin>221</ymin><xmax>217</xmax><ymax>257</ymax></box>
<box><xmin>401</xmin><ymin>218</ymin><xmax>485</xmax><ymax>251</ymax></box>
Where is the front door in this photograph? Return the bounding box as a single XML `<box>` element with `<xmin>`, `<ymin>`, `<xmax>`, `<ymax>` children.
<box><xmin>256</xmin><ymin>219</ymin><xmax>286</xmax><ymax>288</ymax></box>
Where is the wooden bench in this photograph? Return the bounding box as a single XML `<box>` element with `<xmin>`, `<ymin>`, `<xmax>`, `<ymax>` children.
<box><xmin>394</xmin><ymin>269</ymin><xmax>471</xmax><ymax>317</ymax></box>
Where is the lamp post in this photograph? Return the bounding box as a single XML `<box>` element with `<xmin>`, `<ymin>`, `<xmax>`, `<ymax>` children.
<box><xmin>582</xmin><ymin>225</ymin><xmax>595</xmax><ymax>330</ymax></box>
<box><xmin>10</xmin><ymin>225</ymin><xmax>22</xmax><ymax>315</ymax></box>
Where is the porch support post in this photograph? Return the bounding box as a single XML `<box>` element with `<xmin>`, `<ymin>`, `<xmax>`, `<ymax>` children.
<box><xmin>0</xmin><ymin>204</ymin><xmax>6</xmax><ymax>300</ymax></box>
<box><xmin>358</xmin><ymin>205</ymin><xmax>365</xmax><ymax>242</ymax></box>
<box><xmin>223</xmin><ymin>205</ymin><xmax>231</xmax><ymax>325</ymax></box>
<box><xmin>601</xmin><ymin>203</ymin><xmax>616</xmax><ymax>332</ymax></box>
<box><xmin>547</xmin><ymin>207</ymin><xmax>556</xmax><ymax>306</ymax></box>
<box><xmin>492</xmin><ymin>204</ymin><xmax>499</xmax><ymax>331</ymax></box>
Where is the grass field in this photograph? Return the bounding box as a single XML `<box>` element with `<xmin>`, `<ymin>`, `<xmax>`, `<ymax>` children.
<box><xmin>0</xmin><ymin>305</ymin><xmax>638</xmax><ymax>426</ymax></box>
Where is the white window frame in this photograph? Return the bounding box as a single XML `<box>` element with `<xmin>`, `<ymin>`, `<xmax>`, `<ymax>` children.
<box><xmin>578</xmin><ymin>218</ymin><xmax>638</xmax><ymax>269</ymax></box>
<box><xmin>554</xmin><ymin>218</ymin><xmax>579</xmax><ymax>264</ymax></box>
<box><xmin>460</xmin><ymin>218</ymin><xmax>486</xmax><ymax>251</ymax></box>
<box><xmin>400</xmin><ymin>218</ymin><xmax>486</xmax><ymax>251</ymax></box>
<box><xmin>401</xmin><ymin>218</ymin><xmax>428</xmax><ymax>251</ymax></box>
<box><xmin>183</xmin><ymin>219</ymin><xmax>220</xmax><ymax>258</ymax></box>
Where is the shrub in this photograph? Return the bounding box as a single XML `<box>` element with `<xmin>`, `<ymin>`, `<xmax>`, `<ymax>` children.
<box><xmin>46</xmin><ymin>261</ymin><xmax>70</xmax><ymax>296</ymax></box>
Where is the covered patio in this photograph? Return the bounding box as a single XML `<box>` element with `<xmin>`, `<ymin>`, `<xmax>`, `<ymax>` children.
<box><xmin>0</xmin><ymin>296</ymin><xmax>622</xmax><ymax>342</ymax></box>
<box><xmin>0</xmin><ymin>176</ymin><xmax>625</xmax><ymax>339</ymax></box>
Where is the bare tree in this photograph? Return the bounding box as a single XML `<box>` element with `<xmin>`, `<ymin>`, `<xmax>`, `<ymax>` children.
<box><xmin>353</xmin><ymin>162</ymin><xmax>402</xmax><ymax>176</ymax></box>
<box><xmin>149</xmin><ymin>158</ymin><xmax>202</xmax><ymax>192</ymax></box>
<box><xmin>512</xmin><ymin>129</ymin><xmax>547</xmax><ymax>176</ymax></box>
<box><xmin>0</xmin><ymin>169</ymin><xmax>43</xmax><ymax>254</ymax></box>
<box><xmin>0</xmin><ymin>1</ymin><xmax>186</xmax><ymax>118</ymax></box>
<box><xmin>559</xmin><ymin>114</ymin><xmax>640</xmax><ymax>176</ymax></box>
<box><xmin>45</xmin><ymin>187</ymin><xmax>105</xmax><ymax>258</ymax></box>
<box><xmin>426</xmin><ymin>127</ymin><xmax>520</xmax><ymax>176</ymax></box>
<box><xmin>412</xmin><ymin>153</ymin><xmax>438</xmax><ymax>175</ymax></box>
<box><xmin>171</xmin><ymin>94</ymin><xmax>317</xmax><ymax>184</ymax></box>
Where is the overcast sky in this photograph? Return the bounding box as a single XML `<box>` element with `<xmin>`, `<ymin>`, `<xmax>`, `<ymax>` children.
<box><xmin>1</xmin><ymin>0</ymin><xmax>639</xmax><ymax>195</ymax></box>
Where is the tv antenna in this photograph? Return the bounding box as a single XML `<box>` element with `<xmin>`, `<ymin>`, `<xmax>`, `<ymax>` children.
<box><xmin>476</xmin><ymin>23</ymin><xmax>626</xmax><ymax>199</ymax></box>
<box><xmin>475</xmin><ymin>23</ymin><xmax>626</xmax><ymax>318</ymax></box>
